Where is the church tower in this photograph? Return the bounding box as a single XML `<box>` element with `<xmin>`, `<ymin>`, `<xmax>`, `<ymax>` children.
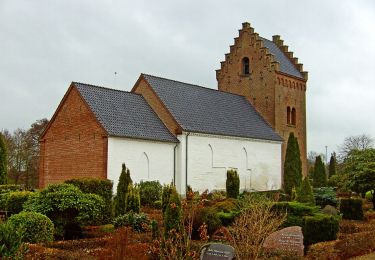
<box><xmin>216</xmin><ymin>22</ymin><xmax>308</xmax><ymax>177</ymax></box>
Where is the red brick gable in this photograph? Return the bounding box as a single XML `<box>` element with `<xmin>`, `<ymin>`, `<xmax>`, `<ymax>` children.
<box><xmin>39</xmin><ymin>85</ymin><xmax>108</xmax><ymax>188</ymax></box>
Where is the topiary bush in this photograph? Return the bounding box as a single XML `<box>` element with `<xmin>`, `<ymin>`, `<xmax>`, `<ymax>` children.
<box><xmin>272</xmin><ymin>201</ymin><xmax>320</xmax><ymax>227</ymax></box>
<box><xmin>113</xmin><ymin>212</ymin><xmax>150</xmax><ymax>232</ymax></box>
<box><xmin>226</xmin><ymin>169</ymin><xmax>239</xmax><ymax>199</ymax></box>
<box><xmin>7</xmin><ymin>211</ymin><xmax>54</xmax><ymax>243</ymax></box>
<box><xmin>65</xmin><ymin>178</ymin><xmax>113</xmax><ymax>223</ymax></box>
<box><xmin>0</xmin><ymin>222</ymin><xmax>27</xmax><ymax>258</ymax></box>
<box><xmin>6</xmin><ymin>191</ymin><xmax>33</xmax><ymax>216</ymax></box>
<box><xmin>302</xmin><ymin>214</ymin><xmax>340</xmax><ymax>246</ymax></box>
<box><xmin>296</xmin><ymin>177</ymin><xmax>315</xmax><ymax>204</ymax></box>
<box><xmin>313</xmin><ymin>187</ymin><xmax>338</xmax><ymax>208</ymax></box>
<box><xmin>339</xmin><ymin>198</ymin><xmax>364</xmax><ymax>220</ymax></box>
<box><xmin>23</xmin><ymin>183</ymin><xmax>105</xmax><ymax>238</ymax></box>
<box><xmin>138</xmin><ymin>180</ymin><xmax>162</xmax><ymax>207</ymax></box>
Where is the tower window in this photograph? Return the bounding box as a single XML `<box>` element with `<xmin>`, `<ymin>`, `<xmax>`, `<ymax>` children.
<box><xmin>287</xmin><ymin>106</ymin><xmax>291</xmax><ymax>124</ymax></box>
<box><xmin>291</xmin><ymin>108</ymin><xmax>296</xmax><ymax>125</ymax></box>
<box><xmin>242</xmin><ymin>57</ymin><xmax>250</xmax><ymax>75</ymax></box>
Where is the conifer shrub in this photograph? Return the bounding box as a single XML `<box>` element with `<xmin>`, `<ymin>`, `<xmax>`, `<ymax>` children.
<box><xmin>226</xmin><ymin>169</ymin><xmax>239</xmax><ymax>199</ymax></box>
<box><xmin>161</xmin><ymin>184</ymin><xmax>173</xmax><ymax>215</ymax></box>
<box><xmin>194</xmin><ymin>207</ymin><xmax>222</xmax><ymax>235</ymax></box>
<box><xmin>296</xmin><ymin>177</ymin><xmax>315</xmax><ymax>204</ymax></box>
<box><xmin>114</xmin><ymin>163</ymin><xmax>132</xmax><ymax>217</ymax></box>
<box><xmin>0</xmin><ymin>222</ymin><xmax>27</xmax><ymax>258</ymax></box>
<box><xmin>6</xmin><ymin>191</ymin><xmax>33</xmax><ymax>216</ymax></box>
<box><xmin>125</xmin><ymin>184</ymin><xmax>140</xmax><ymax>213</ymax></box>
<box><xmin>339</xmin><ymin>198</ymin><xmax>364</xmax><ymax>220</ymax></box>
<box><xmin>138</xmin><ymin>180</ymin><xmax>162</xmax><ymax>207</ymax></box>
<box><xmin>272</xmin><ymin>201</ymin><xmax>319</xmax><ymax>227</ymax></box>
<box><xmin>113</xmin><ymin>212</ymin><xmax>150</xmax><ymax>232</ymax></box>
<box><xmin>163</xmin><ymin>186</ymin><xmax>182</xmax><ymax>237</ymax></box>
<box><xmin>302</xmin><ymin>214</ymin><xmax>340</xmax><ymax>246</ymax></box>
<box><xmin>312</xmin><ymin>156</ymin><xmax>327</xmax><ymax>187</ymax></box>
<box><xmin>283</xmin><ymin>133</ymin><xmax>302</xmax><ymax>196</ymax></box>
<box><xmin>65</xmin><ymin>178</ymin><xmax>113</xmax><ymax>223</ymax></box>
<box><xmin>151</xmin><ymin>219</ymin><xmax>159</xmax><ymax>239</ymax></box>
<box><xmin>7</xmin><ymin>211</ymin><xmax>54</xmax><ymax>243</ymax></box>
<box><xmin>313</xmin><ymin>187</ymin><xmax>338</xmax><ymax>208</ymax></box>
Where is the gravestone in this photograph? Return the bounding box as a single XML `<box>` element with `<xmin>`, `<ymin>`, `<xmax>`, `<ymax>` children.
<box><xmin>262</xmin><ymin>226</ymin><xmax>304</xmax><ymax>256</ymax></box>
<box><xmin>200</xmin><ymin>243</ymin><xmax>235</xmax><ymax>260</ymax></box>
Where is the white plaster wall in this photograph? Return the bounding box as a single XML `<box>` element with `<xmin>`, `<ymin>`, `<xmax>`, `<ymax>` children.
<box><xmin>182</xmin><ymin>132</ymin><xmax>282</xmax><ymax>193</ymax></box>
<box><xmin>107</xmin><ymin>137</ymin><xmax>176</xmax><ymax>192</ymax></box>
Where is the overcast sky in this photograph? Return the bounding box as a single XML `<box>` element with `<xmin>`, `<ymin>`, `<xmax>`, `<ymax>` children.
<box><xmin>1</xmin><ymin>0</ymin><xmax>374</xmax><ymax>156</ymax></box>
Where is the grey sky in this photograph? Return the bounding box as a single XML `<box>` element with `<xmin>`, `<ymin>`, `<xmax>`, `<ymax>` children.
<box><xmin>1</xmin><ymin>0</ymin><xmax>374</xmax><ymax>157</ymax></box>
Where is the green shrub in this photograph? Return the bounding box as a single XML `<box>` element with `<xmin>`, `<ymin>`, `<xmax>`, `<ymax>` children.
<box><xmin>163</xmin><ymin>186</ymin><xmax>182</xmax><ymax>237</ymax></box>
<box><xmin>125</xmin><ymin>184</ymin><xmax>140</xmax><ymax>213</ymax></box>
<box><xmin>226</xmin><ymin>169</ymin><xmax>240</xmax><ymax>199</ymax></box>
<box><xmin>65</xmin><ymin>178</ymin><xmax>113</xmax><ymax>223</ymax></box>
<box><xmin>6</xmin><ymin>191</ymin><xmax>33</xmax><ymax>216</ymax></box>
<box><xmin>207</xmin><ymin>190</ymin><xmax>226</xmax><ymax>201</ymax></box>
<box><xmin>23</xmin><ymin>183</ymin><xmax>105</xmax><ymax>238</ymax></box>
<box><xmin>339</xmin><ymin>198</ymin><xmax>364</xmax><ymax>220</ymax></box>
<box><xmin>0</xmin><ymin>192</ymin><xmax>10</xmax><ymax>211</ymax></box>
<box><xmin>114</xmin><ymin>163</ymin><xmax>132</xmax><ymax>217</ymax></box>
<box><xmin>161</xmin><ymin>184</ymin><xmax>173</xmax><ymax>215</ymax></box>
<box><xmin>151</xmin><ymin>219</ymin><xmax>159</xmax><ymax>239</ymax></box>
<box><xmin>194</xmin><ymin>206</ymin><xmax>222</xmax><ymax>235</ymax></box>
<box><xmin>113</xmin><ymin>212</ymin><xmax>150</xmax><ymax>232</ymax></box>
<box><xmin>138</xmin><ymin>180</ymin><xmax>162</xmax><ymax>207</ymax></box>
<box><xmin>153</xmin><ymin>200</ymin><xmax>162</xmax><ymax>209</ymax></box>
<box><xmin>7</xmin><ymin>211</ymin><xmax>54</xmax><ymax>243</ymax></box>
<box><xmin>216</xmin><ymin>211</ymin><xmax>239</xmax><ymax>226</ymax></box>
<box><xmin>313</xmin><ymin>187</ymin><xmax>338</xmax><ymax>208</ymax></box>
<box><xmin>302</xmin><ymin>214</ymin><xmax>340</xmax><ymax>246</ymax></box>
<box><xmin>272</xmin><ymin>201</ymin><xmax>319</xmax><ymax>227</ymax></box>
<box><xmin>296</xmin><ymin>177</ymin><xmax>315</xmax><ymax>204</ymax></box>
<box><xmin>365</xmin><ymin>190</ymin><xmax>374</xmax><ymax>201</ymax></box>
<box><xmin>0</xmin><ymin>222</ymin><xmax>27</xmax><ymax>258</ymax></box>
<box><xmin>0</xmin><ymin>184</ymin><xmax>22</xmax><ymax>193</ymax></box>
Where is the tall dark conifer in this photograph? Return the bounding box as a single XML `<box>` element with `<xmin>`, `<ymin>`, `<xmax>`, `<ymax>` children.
<box><xmin>0</xmin><ymin>134</ymin><xmax>7</xmax><ymax>184</ymax></box>
<box><xmin>114</xmin><ymin>163</ymin><xmax>132</xmax><ymax>216</ymax></box>
<box><xmin>283</xmin><ymin>132</ymin><xmax>302</xmax><ymax>195</ymax></box>
<box><xmin>313</xmin><ymin>156</ymin><xmax>327</xmax><ymax>187</ymax></box>
<box><xmin>328</xmin><ymin>153</ymin><xmax>336</xmax><ymax>178</ymax></box>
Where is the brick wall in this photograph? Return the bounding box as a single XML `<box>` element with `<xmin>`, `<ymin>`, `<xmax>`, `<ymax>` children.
<box><xmin>216</xmin><ymin>22</ymin><xmax>308</xmax><ymax>176</ymax></box>
<box><xmin>132</xmin><ymin>76</ymin><xmax>182</xmax><ymax>135</ymax></box>
<box><xmin>39</xmin><ymin>86</ymin><xmax>108</xmax><ymax>188</ymax></box>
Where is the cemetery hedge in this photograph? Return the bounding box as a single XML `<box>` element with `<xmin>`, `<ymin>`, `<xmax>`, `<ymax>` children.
<box><xmin>339</xmin><ymin>198</ymin><xmax>364</xmax><ymax>220</ymax></box>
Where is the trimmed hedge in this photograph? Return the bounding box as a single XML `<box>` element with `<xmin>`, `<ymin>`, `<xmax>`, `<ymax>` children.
<box><xmin>65</xmin><ymin>178</ymin><xmax>113</xmax><ymax>223</ymax></box>
<box><xmin>7</xmin><ymin>211</ymin><xmax>54</xmax><ymax>243</ymax></box>
<box><xmin>0</xmin><ymin>184</ymin><xmax>22</xmax><ymax>193</ymax></box>
<box><xmin>6</xmin><ymin>191</ymin><xmax>33</xmax><ymax>216</ymax></box>
<box><xmin>272</xmin><ymin>201</ymin><xmax>319</xmax><ymax>227</ymax></box>
<box><xmin>302</xmin><ymin>214</ymin><xmax>340</xmax><ymax>246</ymax></box>
<box><xmin>339</xmin><ymin>198</ymin><xmax>364</xmax><ymax>220</ymax></box>
<box><xmin>313</xmin><ymin>187</ymin><xmax>338</xmax><ymax>208</ymax></box>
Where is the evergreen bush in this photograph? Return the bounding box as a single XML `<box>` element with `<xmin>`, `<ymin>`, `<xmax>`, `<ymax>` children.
<box><xmin>125</xmin><ymin>184</ymin><xmax>140</xmax><ymax>213</ymax></box>
<box><xmin>302</xmin><ymin>214</ymin><xmax>340</xmax><ymax>246</ymax></box>
<box><xmin>6</xmin><ymin>191</ymin><xmax>33</xmax><ymax>216</ymax></box>
<box><xmin>272</xmin><ymin>201</ymin><xmax>319</xmax><ymax>227</ymax></box>
<box><xmin>163</xmin><ymin>186</ymin><xmax>182</xmax><ymax>237</ymax></box>
<box><xmin>283</xmin><ymin>133</ymin><xmax>302</xmax><ymax>196</ymax></box>
<box><xmin>313</xmin><ymin>187</ymin><xmax>338</xmax><ymax>208</ymax></box>
<box><xmin>138</xmin><ymin>180</ymin><xmax>162</xmax><ymax>207</ymax></box>
<box><xmin>312</xmin><ymin>156</ymin><xmax>327</xmax><ymax>187</ymax></box>
<box><xmin>151</xmin><ymin>219</ymin><xmax>159</xmax><ymax>239</ymax></box>
<box><xmin>339</xmin><ymin>198</ymin><xmax>364</xmax><ymax>220</ymax></box>
<box><xmin>226</xmin><ymin>169</ymin><xmax>240</xmax><ymax>199</ymax></box>
<box><xmin>296</xmin><ymin>177</ymin><xmax>315</xmax><ymax>204</ymax></box>
<box><xmin>113</xmin><ymin>212</ymin><xmax>150</xmax><ymax>232</ymax></box>
<box><xmin>0</xmin><ymin>222</ymin><xmax>27</xmax><ymax>258</ymax></box>
<box><xmin>161</xmin><ymin>184</ymin><xmax>173</xmax><ymax>215</ymax></box>
<box><xmin>65</xmin><ymin>178</ymin><xmax>113</xmax><ymax>223</ymax></box>
<box><xmin>328</xmin><ymin>153</ymin><xmax>336</xmax><ymax>177</ymax></box>
<box><xmin>114</xmin><ymin>163</ymin><xmax>132</xmax><ymax>217</ymax></box>
<box><xmin>7</xmin><ymin>211</ymin><xmax>54</xmax><ymax>243</ymax></box>
<box><xmin>23</xmin><ymin>183</ymin><xmax>105</xmax><ymax>238</ymax></box>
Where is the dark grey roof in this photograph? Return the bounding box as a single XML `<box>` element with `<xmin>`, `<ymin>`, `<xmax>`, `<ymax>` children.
<box><xmin>142</xmin><ymin>74</ymin><xmax>283</xmax><ymax>142</ymax></box>
<box><xmin>261</xmin><ymin>37</ymin><xmax>303</xmax><ymax>79</ymax></box>
<box><xmin>73</xmin><ymin>82</ymin><xmax>178</xmax><ymax>143</ymax></box>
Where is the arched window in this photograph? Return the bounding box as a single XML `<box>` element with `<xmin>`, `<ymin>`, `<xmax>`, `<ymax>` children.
<box><xmin>291</xmin><ymin>108</ymin><xmax>296</xmax><ymax>126</ymax></box>
<box><xmin>208</xmin><ymin>144</ymin><xmax>214</xmax><ymax>168</ymax></box>
<box><xmin>139</xmin><ymin>152</ymin><xmax>150</xmax><ymax>180</ymax></box>
<box><xmin>287</xmin><ymin>106</ymin><xmax>291</xmax><ymax>124</ymax></box>
<box><xmin>242</xmin><ymin>57</ymin><xmax>250</xmax><ymax>75</ymax></box>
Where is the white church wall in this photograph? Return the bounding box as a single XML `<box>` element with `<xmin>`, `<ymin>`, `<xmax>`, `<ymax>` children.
<box><xmin>184</xmin><ymin>132</ymin><xmax>282</xmax><ymax>193</ymax></box>
<box><xmin>107</xmin><ymin>136</ymin><xmax>176</xmax><ymax>192</ymax></box>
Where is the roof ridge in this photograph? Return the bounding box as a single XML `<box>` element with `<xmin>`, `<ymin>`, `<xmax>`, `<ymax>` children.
<box><xmin>142</xmin><ymin>73</ymin><xmax>249</xmax><ymax>99</ymax></box>
<box><xmin>73</xmin><ymin>81</ymin><xmax>140</xmax><ymax>96</ymax></box>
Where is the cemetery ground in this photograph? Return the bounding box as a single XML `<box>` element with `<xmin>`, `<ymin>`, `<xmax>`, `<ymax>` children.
<box><xmin>1</xmin><ymin>178</ymin><xmax>375</xmax><ymax>259</ymax></box>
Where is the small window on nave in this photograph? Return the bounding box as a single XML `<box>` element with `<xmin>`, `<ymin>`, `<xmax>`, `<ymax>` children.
<box><xmin>242</xmin><ymin>57</ymin><xmax>250</xmax><ymax>75</ymax></box>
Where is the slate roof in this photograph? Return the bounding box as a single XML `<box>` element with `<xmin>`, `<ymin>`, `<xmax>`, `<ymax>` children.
<box><xmin>261</xmin><ymin>37</ymin><xmax>303</xmax><ymax>79</ymax></box>
<box><xmin>142</xmin><ymin>74</ymin><xmax>283</xmax><ymax>142</ymax></box>
<box><xmin>73</xmin><ymin>82</ymin><xmax>178</xmax><ymax>143</ymax></box>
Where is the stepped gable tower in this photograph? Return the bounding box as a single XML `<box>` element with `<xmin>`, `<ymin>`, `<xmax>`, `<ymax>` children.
<box><xmin>216</xmin><ymin>22</ymin><xmax>308</xmax><ymax>177</ymax></box>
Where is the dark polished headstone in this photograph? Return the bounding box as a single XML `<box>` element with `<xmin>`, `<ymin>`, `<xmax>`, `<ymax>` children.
<box><xmin>200</xmin><ymin>243</ymin><xmax>235</xmax><ymax>260</ymax></box>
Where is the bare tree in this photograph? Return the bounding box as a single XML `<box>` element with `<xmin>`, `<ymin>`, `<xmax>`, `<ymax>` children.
<box><xmin>338</xmin><ymin>134</ymin><xmax>374</xmax><ymax>161</ymax></box>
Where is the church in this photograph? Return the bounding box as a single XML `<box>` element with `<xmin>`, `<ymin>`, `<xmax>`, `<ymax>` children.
<box><xmin>39</xmin><ymin>22</ymin><xmax>308</xmax><ymax>194</ymax></box>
